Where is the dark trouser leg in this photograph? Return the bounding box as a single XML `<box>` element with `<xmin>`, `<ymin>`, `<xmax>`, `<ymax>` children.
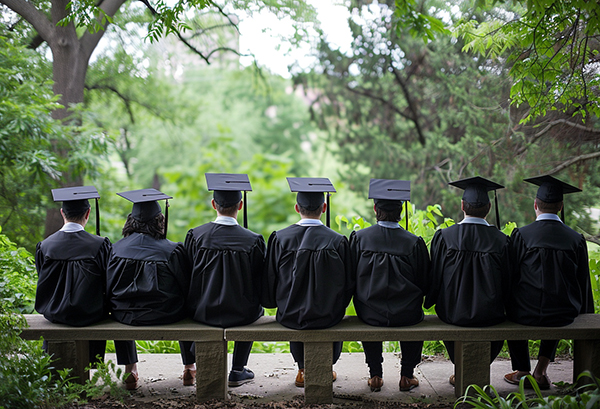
<box><xmin>400</xmin><ymin>341</ymin><xmax>423</xmax><ymax>378</ymax></box>
<box><xmin>290</xmin><ymin>341</ymin><xmax>304</xmax><ymax>369</ymax></box>
<box><xmin>114</xmin><ymin>341</ymin><xmax>138</xmax><ymax>365</ymax></box>
<box><xmin>446</xmin><ymin>340</ymin><xmax>504</xmax><ymax>365</ymax></box>
<box><xmin>43</xmin><ymin>340</ymin><xmax>106</xmax><ymax>366</ymax></box>
<box><xmin>179</xmin><ymin>341</ymin><xmax>195</xmax><ymax>366</ymax></box>
<box><xmin>507</xmin><ymin>340</ymin><xmax>531</xmax><ymax>371</ymax></box>
<box><xmin>332</xmin><ymin>341</ymin><xmax>343</xmax><ymax>365</ymax></box>
<box><xmin>539</xmin><ymin>340</ymin><xmax>559</xmax><ymax>361</ymax></box>
<box><xmin>362</xmin><ymin>341</ymin><xmax>383</xmax><ymax>377</ymax></box>
<box><xmin>290</xmin><ymin>341</ymin><xmax>343</xmax><ymax>369</ymax></box>
<box><xmin>232</xmin><ymin>341</ymin><xmax>253</xmax><ymax>371</ymax></box>
<box><xmin>490</xmin><ymin>340</ymin><xmax>504</xmax><ymax>362</ymax></box>
<box><xmin>89</xmin><ymin>341</ymin><xmax>107</xmax><ymax>365</ymax></box>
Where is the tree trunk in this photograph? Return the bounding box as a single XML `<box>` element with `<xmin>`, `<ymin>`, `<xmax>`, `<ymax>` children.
<box><xmin>43</xmin><ymin>0</ymin><xmax>89</xmax><ymax>237</ymax></box>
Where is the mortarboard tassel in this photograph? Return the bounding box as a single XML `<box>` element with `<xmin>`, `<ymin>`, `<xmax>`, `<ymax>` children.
<box><xmin>243</xmin><ymin>191</ymin><xmax>248</xmax><ymax>229</ymax></box>
<box><xmin>95</xmin><ymin>198</ymin><xmax>101</xmax><ymax>236</ymax></box>
<box><xmin>326</xmin><ymin>193</ymin><xmax>331</xmax><ymax>228</ymax></box>
<box><xmin>494</xmin><ymin>191</ymin><xmax>500</xmax><ymax>230</ymax></box>
<box><xmin>164</xmin><ymin>199</ymin><xmax>169</xmax><ymax>239</ymax></box>
<box><xmin>561</xmin><ymin>207</ymin><xmax>565</xmax><ymax>223</ymax></box>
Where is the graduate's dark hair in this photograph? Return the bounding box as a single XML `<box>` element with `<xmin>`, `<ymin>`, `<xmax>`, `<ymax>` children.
<box><xmin>297</xmin><ymin>204</ymin><xmax>323</xmax><ymax>219</ymax></box>
<box><xmin>215</xmin><ymin>201</ymin><xmax>239</xmax><ymax>217</ymax></box>
<box><xmin>122</xmin><ymin>213</ymin><xmax>165</xmax><ymax>239</ymax></box>
<box><xmin>374</xmin><ymin>204</ymin><xmax>402</xmax><ymax>222</ymax></box>
<box><xmin>62</xmin><ymin>207</ymin><xmax>89</xmax><ymax>224</ymax></box>
<box><xmin>462</xmin><ymin>201</ymin><xmax>491</xmax><ymax>219</ymax></box>
<box><xmin>535</xmin><ymin>198</ymin><xmax>563</xmax><ymax>214</ymax></box>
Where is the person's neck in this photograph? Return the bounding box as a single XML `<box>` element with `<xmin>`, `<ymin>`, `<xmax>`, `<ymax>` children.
<box><xmin>64</xmin><ymin>220</ymin><xmax>86</xmax><ymax>227</ymax></box>
<box><xmin>216</xmin><ymin>213</ymin><xmax>238</xmax><ymax>219</ymax></box>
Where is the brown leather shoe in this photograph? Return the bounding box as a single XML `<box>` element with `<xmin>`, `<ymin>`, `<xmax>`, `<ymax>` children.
<box><xmin>183</xmin><ymin>368</ymin><xmax>196</xmax><ymax>386</ymax></box>
<box><xmin>295</xmin><ymin>369</ymin><xmax>304</xmax><ymax>387</ymax></box>
<box><xmin>399</xmin><ymin>375</ymin><xmax>419</xmax><ymax>391</ymax></box>
<box><xmin>504</xmin><ymin>370</ymin><xmax>530</xmax><ymax>385</ymax></box>
<box><xmin>123</xmin><ymin>372</ymin><xmax>138</xmax><ymax>390</ymax></box>
<box><xmin>368</xmin><ymin>375</ymin><xmax>383</xmax><ymax>392</ymax></box>
<box><xmin>295</xmin><ymin>369</ymin><xmax>337</xmax><ymax>387</ymax></box>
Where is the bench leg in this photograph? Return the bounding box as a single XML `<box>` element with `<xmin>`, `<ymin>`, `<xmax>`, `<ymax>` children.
<box><xmin>454</xmin><ymin>341</ymin><xmax>490</xmax><ymax>398</ymax></box>
<box><xmin>47</xmin><ymin>340</ymin><xmax>89</xmax><ymax>384</ymax></box>
<box><xmin>195</xmin><ymin>340</ymin><xmax>227</xmax><ymax>402</ymax></box>
<box><xmin>304</xmin><ymin>342</ymin><xmax>333</xmax><ymax>404</ymax></box>
<box><xmin>574</xmin><ymin>339</ymin><xmax>600</xmax><ymax>384</ymax></box>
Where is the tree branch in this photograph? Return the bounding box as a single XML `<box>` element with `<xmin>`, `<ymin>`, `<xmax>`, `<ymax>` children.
<box><xmin>546</xmin><ymin>151</ymin><xmax>600</xmax><ymax>175</ymax></box>
<box><xmin>514</xmin><ymin>118</ymin><xmax>600</xmax><ymax>156</ymax></box>
<box><xmin>0</xmin><ymin>0</ymin><xmax>55</xmax><ymax>42</ymax></box>
<box><xmin>344</xmin><ymin>85</ymin><xmax>413</xmax><ymax>121</ymax></box>
<box><xmin>390</xmin><ymin>65</ymin><xmax>426</xmax><ymax>146</ymax></box>
<box><xmin>80</xmin><ymin>0</ymin><xmax>128</xmax><ymax>60</ymax></box>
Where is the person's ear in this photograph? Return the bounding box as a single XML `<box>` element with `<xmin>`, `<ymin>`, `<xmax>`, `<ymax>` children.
<box><xmin>211</xmin><ymin>199</ymin><xmax>217</xmax><ymax>210</ymax></box>
<box><xmin>460</xmin><ymin>200</ymin><xmax>465</xmax><ymax>212</ymax></box>
<box><xmin>85</xmin><ymin>208</ymin><xmax>91</xmax><ymax>221</ymax></box>
<box><xmin>322</xmin><ymin>202</ymin><xmax>327</xmax><ymax>214</ymax></box>
<box><xmin>294</xmin><ymin>203</ymin><xmax>300</xmax><ymax>214</ymax></box>
<box><xmin>373</xmin><ymin>204</ymin><xmax>377</xmax><ymax>214</ymax></box>
<box><xmin>238</xmin><ymin>201</ymin><xmax>243</xmax><ymax>211</ymax></box>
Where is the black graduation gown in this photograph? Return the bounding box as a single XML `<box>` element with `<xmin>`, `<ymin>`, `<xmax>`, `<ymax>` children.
<box><xmin>507</xmin><ymin>220</ymin><xmax>593</xmax><ymax>326</ymax></box>
<box><xmin>262</xmin><ymin>224</ymin><xmax>354</xmax><ymax>330</ymax></box>
<box><xmin>106</xmin><ymin>233</ymin><xmax>190</xmax><ymax>325</ymax></box>
<box><xmin>35</xmin><ymin>231</ymin><xmax>111</xmax><ymax>326</ymax></box>
<box><xmin>424</xmin><ymin>223</ymin><xmax>510</xmax><ymax>327</ymax></box>
<box><xmin>185</xmin><ymin>222</ymin><xmax>265</xmax><ymax>327</ymax></box>
<box><xmin>350</xmin><ymin>225</ymin><xmax>430</xmax><ymax>327</ymax></box>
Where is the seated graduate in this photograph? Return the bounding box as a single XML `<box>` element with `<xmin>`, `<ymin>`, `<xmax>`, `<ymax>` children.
<box><xmin>504</xmin><ymin>175</ymin><xmax>593</xmax><ymax>390</ymax></box>
<box><xmin>350</xmin><ymin>179</ymin><xmax>430</xmax><ymax>393</ymax></box>
<box><xmin>35</xmin><ymin>186</ymin><xmax>138</xmax><ymax>390</ymax></box>
<box><xmin>262</xmin><ymin>177</ymin><xmax>354</xmax><ymax>388</ymax></box>
<box><xmin>180</xmin><ymin>173</ymin><xmax>265</xmax><ymax>388</ymax></box>
<box><xmin>424</xmin><ymin>176</ymin><xmax>510</xmax><ymax>386</ymax></box>
<box><xmin>106</xmin><ymin>189</ymin><xmax>190</xmax><ymax>388</ymax></box>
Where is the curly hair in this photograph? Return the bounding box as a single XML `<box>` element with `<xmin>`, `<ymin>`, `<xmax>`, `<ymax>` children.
<box><xmin>122</xmin><ymin>213</ymin><xmax>165</xmax><ymax>239</ymax></box>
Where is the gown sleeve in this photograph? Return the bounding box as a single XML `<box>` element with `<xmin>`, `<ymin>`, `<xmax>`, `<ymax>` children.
<box><xmin>261</xmin><ymin>231</ymin><xmax>279</xmax><ymax>309</ymax></box>
<box><xmin>576</xmin><ymin>234</ymin><xmax>594</xmax><ymax>314</ymax></box>
<box><xmin>423</xmin><ymin>229</ymin><xmax>444</xmax><ymax>310</ymax></box>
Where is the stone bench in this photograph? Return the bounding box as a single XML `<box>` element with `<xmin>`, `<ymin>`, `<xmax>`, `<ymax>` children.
<box><xmin>20</xmin><ymin>315</ymin><xmax>227</xmax><ymax>401</ymax></box>
<box><xmin>20</xmin><ymin>313</ymin><xmax>600</xmax><ymax>404</ymax></box>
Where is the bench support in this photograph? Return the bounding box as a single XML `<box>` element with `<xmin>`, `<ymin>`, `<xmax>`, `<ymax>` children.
<box><xmin>304</xmin><ymin>342</ymin><xmax>333</xmax><ymax>404</ymax></box>
<box><xmin>454</xmin><ymin>341</ymin><xmax>490</xmax><ymax>397</ymax></box>
<box><xmin>47</xmin><ymin>340</ymin><xmax>89</xmax><ymax>384</ymax></box>
<box><xmin>195</xmin><ymin>340</ymin><xmax>228</xmax><ymax>401</ymax></box>
<box><xmin>574</xmin><ymin>339</ymin><xmax>600</xmax><ymax>384</ymax></box>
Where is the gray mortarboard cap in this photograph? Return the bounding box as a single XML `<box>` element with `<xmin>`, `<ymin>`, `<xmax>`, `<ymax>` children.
<box><xmin>448</xmin><ymin>176</ymin><xmax>504</xmax><ymax>207</ymax></box>
<box><xmin>52</xmin><ymin>186</ymin><xmax>98</xmax><ymax>213</ymax></box>
<box><xmin>205</xmin><ymin>173</ymin><xmax>250</xmax><ymax>207</ymax></box>
<box><xmin>524</xmin><ymin>175</ymin><xmax>581</xmax><ymax>203</ymax></box>
<box><xmin>206</xmin><ymin>173</ymin><xmax>252</xmax><ymax>228</ymax></box>
<box><xmin>287</xmin><ymin>177</ymin><xmax>335</xmax><ymax>210</ymax></box>
<box><xmin>117</xmin><ymin>188</ymin><xmax>172</xmax><ymax>222</ymax></box>
<box><xmin>287</xmin><ymin>177</ymin><xmax>336</xmax><ymax>227</ymax></box>
<box><xmin>369</xmin><ymin>179</ymin><xmax>410</xmax><ymax>210</ymax></box>
<box><xmin>52</xmin><ymin>186</ymin><xmax>101</xmax><ymax>235</ymax></box>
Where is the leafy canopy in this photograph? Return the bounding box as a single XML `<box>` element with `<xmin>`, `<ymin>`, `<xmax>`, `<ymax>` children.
<box><xmin>395</xmin><ymin>0</ymin><xmax>600</xmax><ymax>122</ymax></box>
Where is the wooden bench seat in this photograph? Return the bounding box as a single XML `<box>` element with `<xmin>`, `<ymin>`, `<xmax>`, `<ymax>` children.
<box><xmin>20</xmin><ymin>313</ymin><xmax>600</xmax><ymax>404</ymax></box>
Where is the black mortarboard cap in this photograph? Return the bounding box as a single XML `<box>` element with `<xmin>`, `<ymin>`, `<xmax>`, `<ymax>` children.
<box><xmin>524</xmin><ymin>175</ymin><xmax>581</xmax><ymax>203</ymax></box>
<box><xmin>117</xmin><ymin>188</ymin><xmax>172</xmax><ymax>222</ymax></box>
<box><xmin>449</xmin><ymin>176</ymin><xmax>504</xmax><ymax>228</ymax></box>
<box><xmin>287</xmin><ymin>177</ymin><xmax>336</xmax><ymax>227</ymax></box>
<box><xmin>448</xmin><ymin>176</ymin><xmax>504</xmax><ymax>207</ymax></box>
<box><xmin>369</xmin><ymin>179</ymin><xmax>410</xmax><ymax>210</ymax></box>
<box><xmin>206</xmin><ymin>173</ymin><xmax>252</xmax><ymax>228</ymax></box>
<box><xmin>52</xmin><ymin>186</ymin><xmax>101</xmax><ymax>235</ymax></box>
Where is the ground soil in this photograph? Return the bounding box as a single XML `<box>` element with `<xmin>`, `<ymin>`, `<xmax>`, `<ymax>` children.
<box><xmin>79</xmin><ymin>396</ymin><xmax>455</xmax><ymax>409</ymax></box>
